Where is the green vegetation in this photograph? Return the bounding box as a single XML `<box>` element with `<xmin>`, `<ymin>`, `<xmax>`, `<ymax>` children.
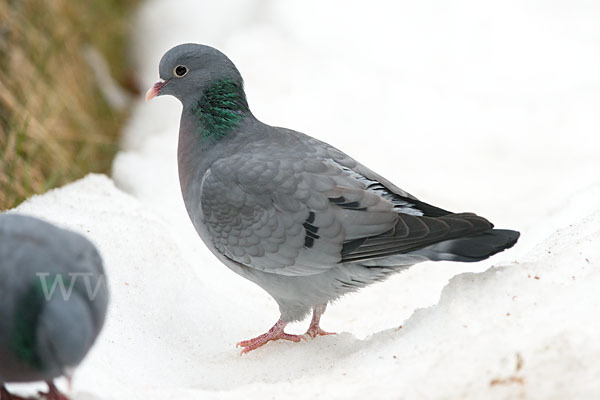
<box><xmin>0</xmin><ymin>0</ymin><xmax>140</xmax><ymax>210</ymax></box>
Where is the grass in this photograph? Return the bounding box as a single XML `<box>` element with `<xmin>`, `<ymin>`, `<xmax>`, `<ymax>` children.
<box><xmin>0</xmin><ymin>0</ymin><xmax>140</xmax><ymax>210</ymax></box>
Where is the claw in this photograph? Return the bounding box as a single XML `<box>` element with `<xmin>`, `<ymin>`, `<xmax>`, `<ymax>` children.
<box><xmin>237</xmin><ymin>320</ymin><xmax>302</xmax><ymax>354</ymax></box>
<box><xmin>304</xmin><ymin>304</ymin><xmax>336</xmax><ymax>339</ymax></box>
<box><xmin>237</xmin><ymin>306</ymin><xmax>336</xmax><ymax>354</ymax></box>
<box><xmin>304</xmin><ymin>326</ymin><xmax>335</xmax><ymax>339</ymax></box>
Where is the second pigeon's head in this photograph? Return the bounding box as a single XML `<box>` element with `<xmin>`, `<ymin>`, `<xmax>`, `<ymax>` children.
<box><xmin>146</xmin><ymin>43</ymin><xmax>243</xmax><ymax>105</ymax></box>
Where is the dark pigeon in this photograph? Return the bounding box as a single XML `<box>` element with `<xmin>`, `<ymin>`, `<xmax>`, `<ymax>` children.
<box><xmin>0</xmin><ymin>214</ymin><xmax>109</xmax><ymax>399</ymax></box>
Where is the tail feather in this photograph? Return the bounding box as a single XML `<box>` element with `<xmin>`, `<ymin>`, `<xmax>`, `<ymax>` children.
<box><xmin>412</xmin><ymin>229</ymin><xmax>520</xmax><ymax>262</ymax></box>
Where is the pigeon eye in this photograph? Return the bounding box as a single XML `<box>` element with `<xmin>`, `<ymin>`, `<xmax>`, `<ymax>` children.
<box><xmin>174</xmin><ymin>65</ymin><xmax>188</xmax><ymax>77</ymax></box>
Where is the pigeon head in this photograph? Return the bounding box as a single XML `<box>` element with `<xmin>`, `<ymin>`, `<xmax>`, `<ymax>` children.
<box><xmin>146</xmin><ymin>43</ymin><xmax>244</xmax><ymax>106</ymax></box>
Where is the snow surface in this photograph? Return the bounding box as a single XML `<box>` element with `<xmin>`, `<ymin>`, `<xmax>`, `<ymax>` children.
<box><xmin>6</xmin><ymin>0</ymin><xmax>600</xmax><ymax>398</ymax></box>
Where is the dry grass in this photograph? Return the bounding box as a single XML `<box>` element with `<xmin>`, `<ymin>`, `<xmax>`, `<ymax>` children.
<box><xmin>0</xmin><ymin>0</ymin><xmax>139</xmax><ymax>210</ymax></box>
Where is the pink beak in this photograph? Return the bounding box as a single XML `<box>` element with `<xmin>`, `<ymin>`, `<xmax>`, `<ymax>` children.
<box><xmin>145</xmin><ymin>80</ymin><xmax>169</xmax><ymax>101</ymax></box>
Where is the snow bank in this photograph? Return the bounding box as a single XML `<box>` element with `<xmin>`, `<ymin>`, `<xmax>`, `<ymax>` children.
<box><xmin>9</xmin><ymin>174</ymin><xmax>600</xmax><ymax>399</ymax></box>
<box><xmin>6</xmin><ymin>0</ymin><xmax>600</xmax><ymax>398</ymax></box>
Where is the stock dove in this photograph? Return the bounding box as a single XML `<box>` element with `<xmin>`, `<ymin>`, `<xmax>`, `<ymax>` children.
<box><xmin>146</xmin><ymin>43</ymin><xmax>519</xmax><ymax>353</ymax></box>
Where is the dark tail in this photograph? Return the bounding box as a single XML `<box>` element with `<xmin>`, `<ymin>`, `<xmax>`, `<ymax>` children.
<box><xmin>412</xmin><ymin>229</ymin><xmax>520</xmax><ymax>262</ymax></box>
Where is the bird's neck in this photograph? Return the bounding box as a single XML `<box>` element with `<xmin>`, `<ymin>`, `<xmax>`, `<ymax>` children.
<box><xmin>178</xmin><ymin>78</ymin><xmax>253</xmax><ymax>202</ymax></box>
<box><xmin>187</xmin><ymin>78</ymin><xmax>251</xmax><ymax>148</ymax></box>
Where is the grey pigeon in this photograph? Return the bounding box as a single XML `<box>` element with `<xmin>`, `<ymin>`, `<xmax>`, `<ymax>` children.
<box><xmin>146</xmin><ymin>43</ymin><xmax>520</xmax><ymax>353</ymax></box>
<box><xmin>0</xmin><ymin>214</ymin><xmax>109</xmax><ymax>400</ymax></box>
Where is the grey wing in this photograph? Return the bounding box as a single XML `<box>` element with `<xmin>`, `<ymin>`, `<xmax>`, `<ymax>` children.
<box><xmin>301</xmin><ymin>134</ymin><xmax>497</xmax><ymax>263</ymax></box>
<box><xmin>200</xmin><ymin>134</ymin><xmax>496</xmax><ymax>275</ymax></box>
<box><xmin>200</xmin><ymin>149</ymin><xmax>397</xmax><ymax>276</ymax></box>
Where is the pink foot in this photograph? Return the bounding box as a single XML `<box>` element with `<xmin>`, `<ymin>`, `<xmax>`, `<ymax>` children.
<box><xmin>304</xmin><ymin>305</ymin><xmax>336</xmax><ymax>338</ymax></box>
<box><xmin>236</xmin><ymin>320</ymin><xmax>302</xmax><ymax>354</ymax></box>
<box><xmin>304</xmin><ymin>325</ymin><xmax>335</xmax><ymax>338</ymax></box>
<box><xmin>39</xmin><ymin>382</ymin><xmax>69</xmax><ymax>400</ymax></box>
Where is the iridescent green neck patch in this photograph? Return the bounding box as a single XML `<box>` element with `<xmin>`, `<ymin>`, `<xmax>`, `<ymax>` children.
<box><xmin>192</xmin><ymin>79</ymin><xmax>249</xmax><ymax>145</ymax></box>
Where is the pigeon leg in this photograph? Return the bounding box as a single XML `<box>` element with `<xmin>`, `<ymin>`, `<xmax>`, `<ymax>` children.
<box><xmin>305</xmin><ymin>304</ymin><xmax>335</xmax><ymax>338</ymax></box>
<box><xmin>0</xmin><ymin>386</ymin><xmax>28</xmax><ymax>400</ymax></box>
<box><xmin>236</xmin><ymin>319</ymin><xmax>302</xmax><ymax>354</ymax></box>
<box><xmin>39</xmin><ymin>381</ymin><xmax>69</xmax><ymax>400</ymax></box>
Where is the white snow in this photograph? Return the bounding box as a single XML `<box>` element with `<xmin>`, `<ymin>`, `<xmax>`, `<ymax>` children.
<box><xmin>5</xmin><ymin>0</ymin><xmax>600</xmax><ymax>398</ymax></box>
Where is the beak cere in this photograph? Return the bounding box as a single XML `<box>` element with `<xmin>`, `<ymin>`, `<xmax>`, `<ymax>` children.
<box><xmin>145</xmin><ymin>80</ymin><xmax>168</xmax><ymax>101</ymax></box>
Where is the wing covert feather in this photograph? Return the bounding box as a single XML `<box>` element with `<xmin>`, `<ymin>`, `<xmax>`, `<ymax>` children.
<box><xmin>199</xmin><ymin>131</ymin><xmax>491</xmax><ymax>275</ymax></box>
